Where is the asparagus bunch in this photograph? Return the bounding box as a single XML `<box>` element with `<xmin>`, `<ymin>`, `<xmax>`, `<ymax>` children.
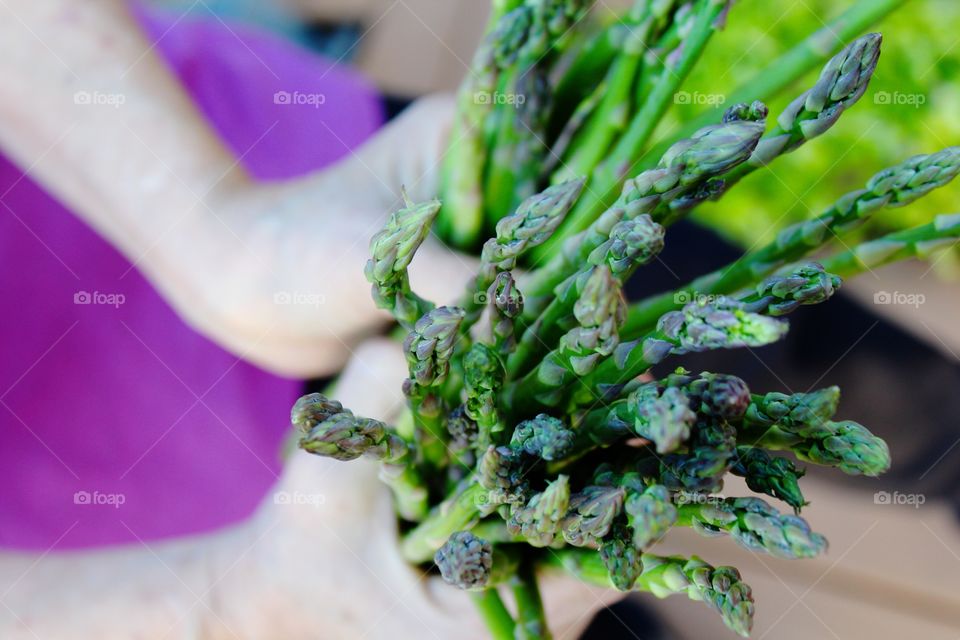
<box><xmin>287</xmin><ymin>2</ymin><xmax>959</xmax><ymax>638</ymax></box>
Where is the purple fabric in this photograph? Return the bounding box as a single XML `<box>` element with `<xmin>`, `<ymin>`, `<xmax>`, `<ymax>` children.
<box><xmin>0</xmin><ymin>7</ymin><xmax>383</xmax><ymax>550</ymax></box>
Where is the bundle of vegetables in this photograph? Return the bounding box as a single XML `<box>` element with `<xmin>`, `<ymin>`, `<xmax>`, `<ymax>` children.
<box><xmin>290</xmin><ymin>1</ymin><xmax>960</xmax><ymax>637</ymax></box>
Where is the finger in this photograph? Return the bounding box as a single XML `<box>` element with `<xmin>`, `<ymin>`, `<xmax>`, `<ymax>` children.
<box><xmin>319</xmin><ymin>94</ymin><xmax>456</xmax><ymax>208</ymax></box>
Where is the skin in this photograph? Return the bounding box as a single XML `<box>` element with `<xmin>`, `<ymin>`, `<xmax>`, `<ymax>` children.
<box><xmin>0</xmin><ymin>2</ymin><xmax>617</xmax><ymax>636</ymax></box>
<box><xmin>0</xmin><ymin>0</ymin><xmax>474</xmax><ymax>379</ymax></box>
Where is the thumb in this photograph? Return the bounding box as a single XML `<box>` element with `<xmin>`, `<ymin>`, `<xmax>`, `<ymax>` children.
<box><xmin>319</xmin><ymin>94</ymin><xmax>457</xmax><ymax>208</ymax></box>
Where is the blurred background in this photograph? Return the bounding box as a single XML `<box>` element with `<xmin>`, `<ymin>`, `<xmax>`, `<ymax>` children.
<box><xmin>11</xmin><ymin>1</ymin><xmax>960</xmax><ymax>637</ymax></box>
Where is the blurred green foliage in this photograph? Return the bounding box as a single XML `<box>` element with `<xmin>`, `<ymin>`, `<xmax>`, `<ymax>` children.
<box><xmin>655</xmin><ymin>0</ymin><xmax>960</xmax><ymax>274</ymax></box>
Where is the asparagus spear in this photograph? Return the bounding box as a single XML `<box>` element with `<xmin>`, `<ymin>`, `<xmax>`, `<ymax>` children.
<box><xmin>559</xmin><ymin>485</ymin><xmax>626</xmax><ymax>546</ymax></box>
<box><xmin>509</xmin><ymin>563</ymin><xmax>551</xmax><ymax>640</ymax></box>
<box><xmin>624</xmin><ymin>147</ymin><xmax>960</xmax><ymax>336</ymax></box>
<box><xmin>464</xmin><ymin>343</ymin><xmax>507</xmax><ymax>447</ymax></box>
<box><xmin>675</xmin><ymin>496</ymin><xmax>827</xmax><ymax>559</ymax></box>
<box><xmin>577</xmin><ymin>383</ymin><xmax>696</xmax><ymax>453</ymax></box>
<box><xmin>624</xmin><ymin>483</ymin><xmax>678</xmax><ymax>549</ymax></box>
<box><xmin>463</xmin><ymin>178</ymin><xmax>585</xmax><ymax>325</ymax></box>
<box><xmin>507</xmin><ymin>474</ymin><xmax>571</xmax><ymax>546</ymax></box>
<box><xmin>485</xmin><ymin>0</ymin><xmax>594</xmax><ymax>224</ymax></box>
<box><xmin>738</xmin><ymin>262</ymin><xmax>842</xmax><ymax>317</ymax></box>
<box><xmin>522</xmin><ymin>113</ymin><xmax>765</xmax><ymax>309</ymax></box>
<box><xmin>435</xmin><ymin>531</ymin><xmax>519</xmax><ymax>590</ymax></box>
<box><xmin>554</xmin><ymin>0</ymin><xmax>682</xmax><ymax>183</ymax></box>
<box><xmin>510</xmin><ymin>414</ymin><xmax>577</xmax><ymax>461</ymax></box>
<box><xmin>438</xmin><ymin>7</ymin><xmax>534</xmax><ymax>248</ymax></box>
<box><xmin>732</xmin><ymin>447</ymin><xmax>807</xmax><ymax>513</ymax></box>
<box><xmin>820</xmin><ymin>213</ymin><xmax>960</xmax><ymax>278</ymax></box>
<box><xmin>535</xmin><ymin>0</ymin><xmax>734</xmax><ymax>259</ymax></box>
<box><xmin>726</xmin><ymin>34</ymin><xmax>882</xmax><ymax>187</ymax></box>
<box><xmin>659</xmin><ymin>417</ymin><xmax>737</xmax><ymax>493</ymax></box>
<box><xmin>634</xmin><ymin>0</ymin><xmax>908</xmax><ymax>171</ymax></box>
<box><xmin>365</xmin><ymin>193</ymin><xmax>440</xmax><ymax>329</ymax></box>
<box><xmin>488</xmin><ymin>271</ymin><xmax>524</xmax><ymax>354</ymax></box>
<box><xmin>404</xmin><ymin>307</ymin><xmax>466</xmax><ymax>469</ymax></box>
<box><xmin>505</xmin><ymin>266</ymin><xmax>628</xmax><ymax>408</ymax></box>
<box><xmin>551</xmin><ymin>550</ymin><xmax>755</xmax><ymax>637</ymax></box>
<box><xmin>599</xmin><ymin>522</ymin><xmax>645</xmax><ymax>591</ymax></box>
<box><xmin>512</xmin><ymin>219</ymin><xmax>660</xmax><ymax>375</ymax></box>
<box><xmin>655</xmin><ymin>33</ymin><xmax>882</xmax><ymax>218</ymax></box>
<box><xmin>741</xmin><ymin>419</ymin><xmax>890</xmax><ymax>476</ymax></box>
<box><xmin>296</xmin><ymin>401</ymin><xmax>429</xmax><ymax>521</ymax></box>
<box><xmin>743</xmin><ymin>387</ymin><xmax>841</xmax><ymax>432</ymax></box>
<box><xmin>566</xmin><ymin>298</ymin><xmax>787</xmax><ymax>408</ymax></box>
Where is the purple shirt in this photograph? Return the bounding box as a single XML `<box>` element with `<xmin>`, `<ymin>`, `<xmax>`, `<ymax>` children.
<box><xmin>0</xmin><ymin>6</ymin><xmax>383</xmax><ymax>550</ymax></box>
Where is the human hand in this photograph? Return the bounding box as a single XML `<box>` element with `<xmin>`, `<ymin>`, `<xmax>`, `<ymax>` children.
<box><xmin>171</xmin><ymin>96</ymin><xmax>477</xmax><ymax>379</ymax></box>
<box><xmin>211</xmin><ymin>338</ymin><xmax>621</xmax><ymax>639</ymax></box>
<box><xmin>0</xmin><ymin>0</ymin><xmax>475</xmax><ymax>379</ymax></box>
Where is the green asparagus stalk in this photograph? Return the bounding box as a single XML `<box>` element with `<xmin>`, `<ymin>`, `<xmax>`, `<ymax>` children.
<box><xmin>485</xmin><ymin>0</ymin><xmax>593</xmax><ymax>225</ymax></box>
<box><xmin>675</xmin><ymin>496</ymin><xmax>826</xmax><ymax>559</ymax></box>
<box><xmin>290</xmin><ymin>392</ymin><xmax>345</xmax><ymax>434</ymax></box>
<box><xmin>464</xmin><ymin>343</ymin><xmax>507</xmax><ymax>447</ymax></box>
<box><xmin>722</xmin><ymin>33</ymin><xmax>882</xmax><ymax>191</ymax></box>
<box><xmin>471</xmin><ymin>590</ymin><xmax>517</xmax><ymax>640</ymax></box>
<box><xmin>577</xmin><ymin>383</ymin><xmax>696</xmax><ymax>453</ymax></box>
<box><xmin>510</xmin><ymin>414</ymin><xmax>577</xmax><ymax>461</ymax></box>
<box><xmin>438</xmin><ymin>7</ymin><xmax>535</xmax><ymax>248</ymax></box>
<box><xmin>435</xmin><ymin>531</ymin><xmax>519</xmax><ymax>590</ymax></box>
<box><xmin>567</xmin><ymin>298</ymin><xmax>787</xmax><ymax>408</ymax></box>
<box><xmin>742</xmin><ymin>387</ymin><xmax>841</xmax><ymax>432</ymax></box>
<box><xmin>401</xmin><ymin>482</ymin><xmax>489</xmax><ymax>563</ymax></box>
<box><xmin>506</xmin><ymin>266</ymin><xmax>628</xmax><ymax>408</ymax></box>
<box><xmin>404</xmin><ymin>307</ymin><xmax>466</xmax><ymax>469</ymax></box>
<box><xmin>738</xmin><ymin>262</ymin><xmax>842</xmax><ymax>317</ymax></box>
<box><xmin>296</xmin><ymin>400</ymin><xmax>429</xmax><ymax>521</ymax></box>
<box><xmin>599</xmin><ymin>522</ymin><xmax>644</xmax><ymax>591</ymax></box>
<box><xmin>821</xmin><ymin>213</ymin><xmax>960</xmax><ymax>278</ymax></box>
<box><xmin>507</xmin><ymin>474</ymin><xmax>571</xmax><ymax>546</ymax></box>
<box><xmin>659</xmin><ymin>417</ymin><xmax>737</xmax><ymax>493</ymax></box>
<box><xmin>663</xmin><ymin>369</ymin><xmax>751</xmax><ymax>421</ymax></box>
<box><xmin>535</xmin><ymin>0</ymin><xmax>734</xmax><ymax>259</ymax></box>
<box><xmin>635</xmin><ymin>0</ymin><xmax>909</xmax><ymax>171</ymax></box>
<box><xmin>512</xmin><ymin>225</ymin><xmax>658</xmax><ymax>374</ymax></box>
<box><xmin>488</xmin><ymin>272</ymin><xmax>524</xmax><ymax>354</ymax></box>
<box><xmin>509</xmin><ymin>563</ymin><xmax>551</xmax><ymax>640</ymax></box>
<box><xmin>623</xmin><ymin>147</ymin><xmax>960</xmax><ymax>336</ymax></box>
<box><xmin>365</xmin><ymin>193</ymin><xmax>440</xmax><ymax>329</ymax></box>
<box><xmin>555</xmin><ymin>0</ymin><xmax>681</xmax><ymax>183</ymax></box>
<box><xmin>661</xmin><ymin>33</ymin><xmax>882</xmax><ymax>219</ymax></box>
<box><xmin>559</xmin><ymin>485</ymin><xmax>626</xmax><ymax>546</ymax></box>
<box><xmin>732</xmin><ymin>447</ymin><xmax>807</xmax><ymax>512</ymax></box>
<box><xmin>741</xmin><ymin>419</ymin><xmax>890</xmax><ymax>476</ymax></box>
<box><xmin>625</xmin><ymin>483</ymin><xmax>678</xmax><ymax>549</ymax></box>
<box><xmin>464</xmin><ymin>178</ymin><xmax>585</xmax><ymax>325</ymax></box>
<box><xmin>551</xmin><ymin>550</ymin><xmax>755</xmax><ymax>637</ymax></box>
<box><xmin>522</xmin><ymin>114</ymin><xmax>765</xmax><ymax>309</ymax></box>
